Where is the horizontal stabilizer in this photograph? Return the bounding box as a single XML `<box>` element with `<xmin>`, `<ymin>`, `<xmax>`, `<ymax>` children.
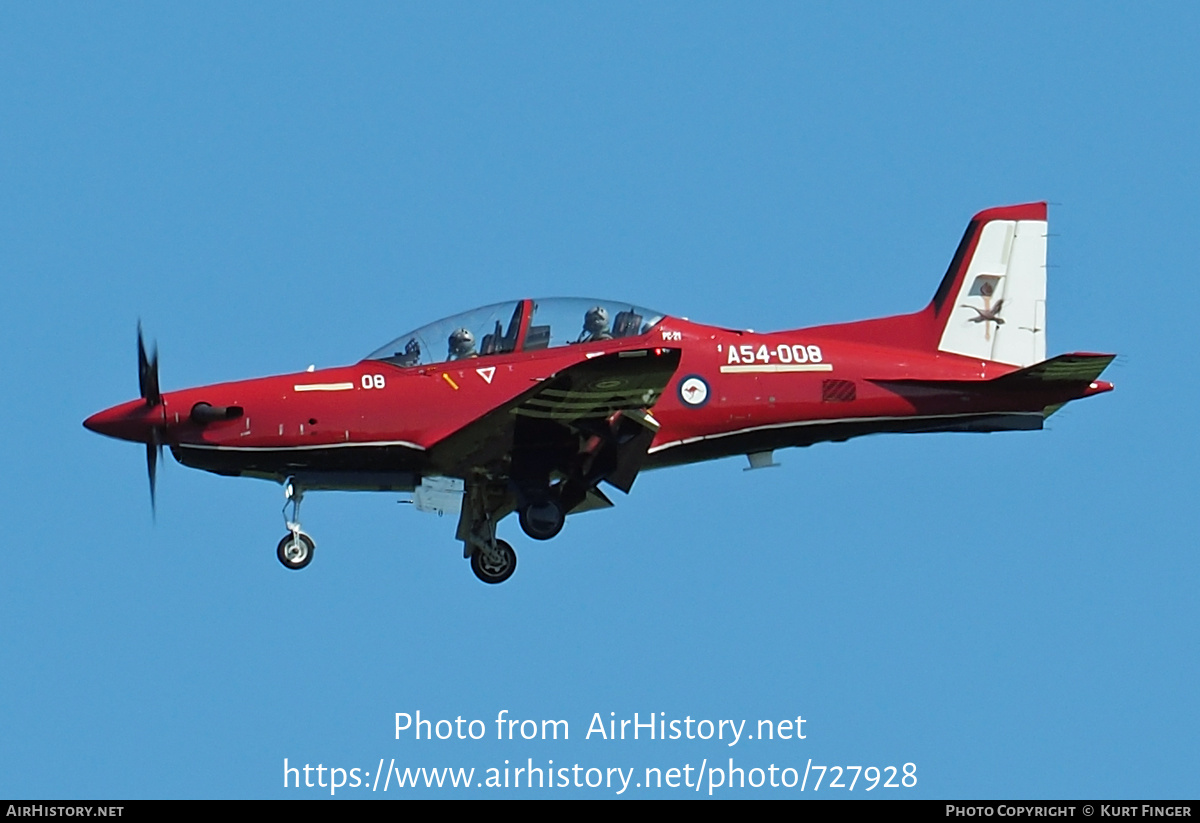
<box><xmin>871</xmin><ymin>353</ymin><xmax>1115</xmax><ymax>392</ymax></box>
<box><xmin>991</xmin><ymin>353</ymin><xmax>1115</xmax><ymax>386</ymax></box>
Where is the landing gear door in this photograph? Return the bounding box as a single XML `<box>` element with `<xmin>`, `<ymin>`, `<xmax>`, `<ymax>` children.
<box><xmin>413</xmin><ymin>476</ymin><xmax>465</xmax><ymax>516</ymax></box>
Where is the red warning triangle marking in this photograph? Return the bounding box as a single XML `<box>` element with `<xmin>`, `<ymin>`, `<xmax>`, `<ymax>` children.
<box><xmin>476</xmin><ymin>366</ymin><xmax>495</xmax><ymax>384</ymax></box>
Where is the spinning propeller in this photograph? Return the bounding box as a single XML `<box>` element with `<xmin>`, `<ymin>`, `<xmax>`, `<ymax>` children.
<box><xmin>137</xmin><ymin>323</ymin><xmax>164</xmax><ymax>516</ymax></box>
<box><xmin>83</xmin><ymin>324</ymin><xmax>247</xmax><ymax>518</ymax></box>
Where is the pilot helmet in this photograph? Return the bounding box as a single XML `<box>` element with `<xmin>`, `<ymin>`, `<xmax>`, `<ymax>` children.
<box><xmin>584</xmin><ymin>306</ymin><xmax>609</xmax><ymax>333</ymax></box>
<box><xmin>449</xmin><ymin>327</ymin><xmax>475</xmax><ymax>356</ymax></box>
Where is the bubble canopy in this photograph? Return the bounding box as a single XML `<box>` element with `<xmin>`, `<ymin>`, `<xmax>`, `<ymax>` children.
<box><xmin>365</xmin><ymin>298</ymin><xmax>666</xmax><ymax>367</ymax></box>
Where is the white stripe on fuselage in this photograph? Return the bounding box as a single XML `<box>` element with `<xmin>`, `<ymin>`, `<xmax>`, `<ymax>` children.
<box><xmin>718</xmin><ymin>364</ymin><xmax>834</xmax><ymax>374</ymax></box>
<box><xmin>647</xmin><ymin>411</ymin><xmax>1042</xmax><ymax>453</ymax></box>
<box><xmin>293</xmin><ymin>382</ymin><xmax>355</xmax><ymax>392</ymax></box>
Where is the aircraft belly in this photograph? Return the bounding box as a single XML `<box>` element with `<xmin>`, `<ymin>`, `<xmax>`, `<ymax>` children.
<box><xmin>172</xmin><ymin>442</ymin><xmax>428</xmax><ymax>482</ymax></box>
<box><xmin>645</xmin><ymin>410</ymin><xmax>1044</xmax><ymax>469</ymax></box>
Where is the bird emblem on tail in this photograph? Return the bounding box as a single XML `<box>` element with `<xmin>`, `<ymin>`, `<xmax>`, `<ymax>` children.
<box><xmin>961</xmin><ymin>279</ymin><xmax>1004</xmax><ymax>340</ymax></box>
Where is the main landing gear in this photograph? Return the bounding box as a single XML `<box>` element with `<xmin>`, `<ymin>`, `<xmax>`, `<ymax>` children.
<box><xmin>517</xmin><ymin>497</ymin><xmax>565</xmax><ymax>541</ymax></box>
<box><xmin>469</xmin><ymin>539</ymin><xmax>516</xmax><ymax>584</ymax></box>
<box><xmin>458</xmin><ymin>480</ymin><xmax>522</xmax><ymax>584</ymax></box>
<box><xmin>277</xmin><ymin>479</ymin><xmax>316</xmax><ymax>570</ymax></box>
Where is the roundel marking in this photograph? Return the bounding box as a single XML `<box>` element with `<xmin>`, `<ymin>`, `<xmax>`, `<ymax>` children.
<box><xmin>678</xmin><ymin>375</ymin><xmax>710</xmax><ymax>407</ymax></box>
<box><xmin>592</xmin><ymin>378</ymin><xmax>624</xmax><ymax>391</ymax></box>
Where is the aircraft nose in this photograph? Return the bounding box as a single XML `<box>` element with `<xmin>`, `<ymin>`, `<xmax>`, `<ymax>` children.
<box><xmin>84</xmin><ymin>399</ymin><xmax>164</xmax><ymax>443</ymax></box>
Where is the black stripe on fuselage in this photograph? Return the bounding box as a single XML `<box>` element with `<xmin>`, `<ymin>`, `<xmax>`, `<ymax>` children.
<box><xmin>172</xmin><ymin>442</ymin><xmax>428</xmax><ymax>480</ymax></box>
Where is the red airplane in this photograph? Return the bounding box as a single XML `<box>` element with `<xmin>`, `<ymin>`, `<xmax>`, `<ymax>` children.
<box><xmin>85</xmin><ymin>202</ymin><xmax>1113</xmax><ymax>584</ymax></box>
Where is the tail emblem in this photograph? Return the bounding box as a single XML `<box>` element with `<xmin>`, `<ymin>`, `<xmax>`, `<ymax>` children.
<box><xmin>960</xmin><ymin>277</ymin><xmax>1005</xmax><ymax>340</ymax></box>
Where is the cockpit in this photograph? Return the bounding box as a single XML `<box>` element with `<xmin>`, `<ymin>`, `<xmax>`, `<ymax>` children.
<box><xmin>365</xmin><ymin>298</ymin><xmax>666</xmax><ymax>368</ymax></box>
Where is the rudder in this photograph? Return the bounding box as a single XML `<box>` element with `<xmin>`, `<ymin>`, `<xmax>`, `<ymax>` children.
<box><xmin>931</xmin><ymin>202</ymin><xmax>1048</xmax><ymax>367</ymax></box>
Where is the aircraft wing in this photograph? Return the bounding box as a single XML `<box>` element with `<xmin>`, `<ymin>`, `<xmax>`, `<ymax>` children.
<box><xmin>428</xmin><ymin>347</ymin><xmax>682</xmax><ymax>497</ymax></box>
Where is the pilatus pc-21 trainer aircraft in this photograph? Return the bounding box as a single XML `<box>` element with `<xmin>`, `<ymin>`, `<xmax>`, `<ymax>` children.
<box><xmin>86</xmin><ymin>203</ymin><xmax>1113</xmax><ymax>583</ymax></box>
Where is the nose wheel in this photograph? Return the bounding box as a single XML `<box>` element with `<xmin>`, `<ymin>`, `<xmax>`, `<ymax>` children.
<box><xmin>277</xmin><ymin>478</ymin><xmax>316</xmax><ymax>570</ymax></box>
<box><xmin>277</xmin><ymin>531</ymin><xmax>315</xmax><ymax>570</ymax></box>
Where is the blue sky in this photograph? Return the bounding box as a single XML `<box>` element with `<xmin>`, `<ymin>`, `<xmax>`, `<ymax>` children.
<box><xmin>2</xmin><ymin>3</ymin><xmax>1196</xmax><ymax>798</ymax></box>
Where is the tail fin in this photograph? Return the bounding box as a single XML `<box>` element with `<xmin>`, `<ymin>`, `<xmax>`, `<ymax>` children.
<box><xmin>931</xmin><ymin>202</ymin><xmax>1048</xmax><ymax>367</ymax></box>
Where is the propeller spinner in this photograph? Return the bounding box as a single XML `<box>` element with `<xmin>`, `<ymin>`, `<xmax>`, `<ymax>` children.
<box><xmin>84</xmin><ymin>325</ymin><xmax>170</xmax><ymax>517</ymax></box>
<box><xmin>85</xmin><ymin>325</ymin><xmax>245</xmax><ymax>518</ymax></box>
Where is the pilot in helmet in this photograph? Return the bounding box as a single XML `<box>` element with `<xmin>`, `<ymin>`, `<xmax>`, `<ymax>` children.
<box><xmin>448</xmin><ymin>327</ymin><xmax>478</xmax><ymax>360</ymax></box>
<box><xmin>579</xmin><ymin>305</ymin><xmax>613</xmax><ymax>342</ymax></box>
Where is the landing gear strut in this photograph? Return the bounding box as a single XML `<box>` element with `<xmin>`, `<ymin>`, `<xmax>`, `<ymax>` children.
<box><xmin>277</xmin><ymin>479</ymin><xmax>316</xmax><ymax>570</ymax></box>
<box><xmin>457</xmin><ymin>479</ymin><xmax>520</xmax><ymax>584</ymax></box>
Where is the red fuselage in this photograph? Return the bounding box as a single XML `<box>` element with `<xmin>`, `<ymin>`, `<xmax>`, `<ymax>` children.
<box><xmin>84</xmin><ymin>310</ymin><xmax>1112</xmax><ymax>487</ymax></box>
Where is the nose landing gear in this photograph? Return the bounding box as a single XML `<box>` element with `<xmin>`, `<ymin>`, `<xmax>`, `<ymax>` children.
<box><xmin>277</xmin><ymin>531</ymin><xmax>315</xmax><ymax>570</ymax></box>
<box><xmin>277</xmin><ymin>479</ymin><xmax>316</xmax><ymax>570</ymax></box>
